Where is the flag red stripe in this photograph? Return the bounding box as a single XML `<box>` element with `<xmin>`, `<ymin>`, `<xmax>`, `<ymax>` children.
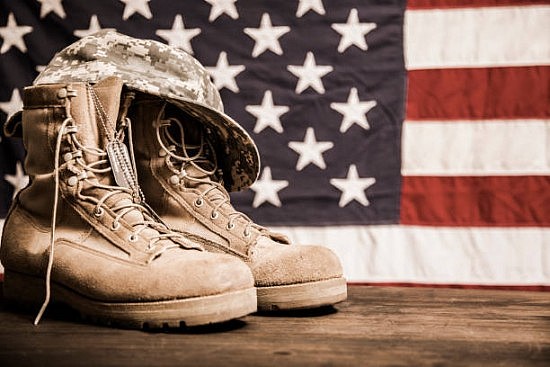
<box><xmin>400</xmin><ymin>176</ymin><xmax>550</xmax><ymax>226</ymax></box>
<box><xmin>407</xmin><ymin>0</ymin><xmax>550</xmax><ymax>10</ymax></box>
<box><xmin>406</xmin><ymin>66</ymin><xmax>550</xmax><ymax>120</ymax></box>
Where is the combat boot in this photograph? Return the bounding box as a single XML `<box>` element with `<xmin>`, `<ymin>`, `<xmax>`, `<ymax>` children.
<box><xmin>0</xmin><ymin>77</ymin><xmax>256</xmax><ymax>328</ymax></box>
<box><xmin>129</xmin><ymin>94</ymin><xmax>347</xmax><ymax>311</ymax></box>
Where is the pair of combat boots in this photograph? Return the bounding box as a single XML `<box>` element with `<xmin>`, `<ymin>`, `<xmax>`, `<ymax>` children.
<box><xmin>0</xmin><ymin>32</ymin><xmax>346</xmax><ymax>329</ymax></box>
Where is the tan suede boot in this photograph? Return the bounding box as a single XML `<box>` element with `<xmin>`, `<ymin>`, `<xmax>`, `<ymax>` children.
<box><xmin>0</xmin><ymin>77</ymin><xmax>256</xmax><ymax>328</ymax></box>
<box><xmin>129</xmin><ymin>94</ymin><xmax>347</xmax><ymax>311</ymax></box>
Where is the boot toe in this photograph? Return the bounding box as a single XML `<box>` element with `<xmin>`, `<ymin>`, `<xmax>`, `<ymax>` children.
<box><xmin>153</xmin><ymin>250</ymin><xmax>255</xmax><ymax>299</ymax></box>
<box><xmin>249</xmin><ymin>240</ymin><xmax>343</xmax><ymax>287</ymax></box>
<box><xmin>54</xmin><ymin>246</ymin><xmax>255</xmax><ymax>302</ymax></box>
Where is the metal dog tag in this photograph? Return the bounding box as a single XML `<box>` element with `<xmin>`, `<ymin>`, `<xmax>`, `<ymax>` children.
<box><xmin>106</xmin><ymin>140</ymin><xmax>134</xmax><ymax>189</ymax></box>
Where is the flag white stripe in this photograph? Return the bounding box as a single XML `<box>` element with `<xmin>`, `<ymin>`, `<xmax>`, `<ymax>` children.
<box><xmin>401</xmin><ymin>119</ymin><xmax>550</xmax><ymax>176</ymax></box>
<box><xmin>404</xmin><ymin>6</ymin><xmax>550</xmax><ymax>70</ymax></box>
<box><xmin>273</xmin><ymin>225</ymin><xmax>550</xmax><ymax>285</ymax></box>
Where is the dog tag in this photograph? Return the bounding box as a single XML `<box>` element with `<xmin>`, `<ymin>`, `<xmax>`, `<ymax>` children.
<box><xmin>106</xmin><ymin>140</ymin><xmax>134</xmax><ymax>189</ymax></box>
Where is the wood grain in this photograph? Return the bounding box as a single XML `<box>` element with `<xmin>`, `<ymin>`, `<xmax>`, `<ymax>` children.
<box><xmin>0</xmin><ymin>285</ymin><xmax>548</xmax><ymax>367</ymax></box>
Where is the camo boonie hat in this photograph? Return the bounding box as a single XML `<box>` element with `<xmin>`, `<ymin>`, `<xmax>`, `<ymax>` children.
<box><xmin>34</xmin><ymin>30</ymin><xmax>259</xmax><ymax>192</ymax></box>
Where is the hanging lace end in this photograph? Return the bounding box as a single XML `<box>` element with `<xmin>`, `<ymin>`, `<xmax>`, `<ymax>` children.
<box><xmin>33</xmin><ymin>279</ymin><xmax>51</xmax><ymax>325</ymax></box>
<box><xmin>33</xmin><ymin>111</ymin><xmax>72</xmax><ymax>326</ymax></box>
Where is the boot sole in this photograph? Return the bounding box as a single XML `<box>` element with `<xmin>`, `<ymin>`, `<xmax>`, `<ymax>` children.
<box><xmin>2</xmin><ymin>270</ymin><xmax>257</xmax><ymax>329</ymax></box>
<box><xmin>256</xmin><ymin>277</ymin><xmax>347</xmax><ymax>311</ymax></box>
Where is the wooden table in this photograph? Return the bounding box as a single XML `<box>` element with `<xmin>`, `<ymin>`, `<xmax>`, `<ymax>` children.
<box><xmin>0</xmin><ymin>285</ymin><xmax>549</xmax><ymax>366</ymax></box>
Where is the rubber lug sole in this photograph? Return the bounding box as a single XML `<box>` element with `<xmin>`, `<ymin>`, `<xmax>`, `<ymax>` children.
<box><xmin>256</xmin><ymin>277</ymin><xmax>347</xmax><ymax>311</ymax></box>
<box><xmin>2</xmin><ymin>270</ymin><xmax>257</xmax><ymax>329</ymax></box>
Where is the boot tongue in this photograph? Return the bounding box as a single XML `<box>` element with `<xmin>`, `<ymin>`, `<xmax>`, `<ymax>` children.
<box><xmin>88</xmin><ymin>77</ymin><xmax>126</xmax><ymax>188</ymax></box>
<box><xmin>81</xmin><ymin>78</ymin><xmax>169</xmax><ymax>244</ymax></box>
<box><xmin>105</xmin><ymin>194</ymin><xmax>168</xmax><ymax>243</ymax></box>
<box><xmin>92</xmin><ymin>77</ymin><xmax>123</xmax><ymax>150</ymax></box>
<box><xmin>111</xmin><ymin>197</ymin><xmax>145</xmax><ymax>226</ymax></box>
<box><xmin>70</xmin><ymin>77</ymin><xmax>122</xmax><ymax>174</ymax></box>
<box><xmin>163</xmin><ymin>106</ymin><xmax>236</xmax><ymax>211</ymax></box>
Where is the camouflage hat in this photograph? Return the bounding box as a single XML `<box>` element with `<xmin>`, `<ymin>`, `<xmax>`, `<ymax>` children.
<box><xmin>34</xmin><ymin>30</ymin><xmax>259</xmax><ymax>192</ymax></box>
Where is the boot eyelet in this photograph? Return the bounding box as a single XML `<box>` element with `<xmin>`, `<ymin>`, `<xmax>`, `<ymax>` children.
<box><xmin>111</xmin><ymin>222</ymin><xmax>121</xmax><ymax>231</ymax></box>
<box><xmin>129</xmin><ymin>234</ymin><xmax>139</xmax><ymax>242</ymax></box>
<box><xmin>227</xmin><ymin>222</ymin><xmax>235</xmax><ymax>230</ymax></box>
<box><xmin>244</xmin><ymin>229</ymin><xmax>251</xmax><ymax>238</ymax></box>
<box><xmin>194</xmin><ymin>198</ymin><xmax>204</xmax><ymax>207</ymax></box>
<box><xmin>210</xmin><ymin>211</ymin><xmax>219</xmax><ymax>220</ymax></box>
<box><xmin>94</xmin><ymin>207</ymin><xmax>104</xmax><ymax>217</ymax></box>
<box><xmin>63</xmin><ymin>152</ymin><xmax>73</xmax><ymax>162</ymax></box>
<box><xmin>146</xmin><ymin>242</ymin><xmax>156</xmax><ymax>251</ymax></box>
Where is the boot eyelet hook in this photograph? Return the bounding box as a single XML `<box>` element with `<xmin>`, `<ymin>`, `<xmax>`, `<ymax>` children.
<box><xmin>111</xmin><ymin>222</ymin><xmax>121</xmax><ymax>231</ymax></box>
<box><xmin>63</xmin><ymin>152</ymin><xmax>73</xmax><ymax>162</ymax></box>
<box><xmin>169</xmin><ymin>175</ymin><xmax>179</xmax><ymax>185</ymax></box>
<box><xmin>210</xmin><ymin>211</ymin><xmax>219</xmax><ymax>220</ymax></box>
<box><xmin>67</xmin><ymin>176</ymin><xmax>78</xmax><ymax>186</ymax></box>
<box><xmin>61</xmin><ymin>123</ymin><xmax>77</xmax><ymax>134</ymax></box>
<box><xmin>94</xmin><ymin>207</ymin><xmax>104</xmax><ymax>217</ymax></box>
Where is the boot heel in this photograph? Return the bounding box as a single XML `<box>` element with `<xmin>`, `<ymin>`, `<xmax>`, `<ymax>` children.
<box><xmin>2</xmin><ymin>270</ymin><xmax>46</xmax><ymax>307</ymax></box>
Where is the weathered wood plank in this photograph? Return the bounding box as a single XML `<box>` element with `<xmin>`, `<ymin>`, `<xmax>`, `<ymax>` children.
<box><xmin>0</xmin><ymin>286</ymin><xmax>549</xmax><ymax>367</ymax></box>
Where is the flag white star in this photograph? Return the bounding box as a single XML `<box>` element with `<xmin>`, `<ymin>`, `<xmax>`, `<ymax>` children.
<box><xmin>4</xmin><ymin>162</ymin><xmax>29</xmax><ymax>199</ymax></box>
<box><xmin>331</xmin><ymin>8</ymin><xmax>377</xmax><ymax>53</ymax></box>
<box><xmin>0</xmin><ymin>89</ymin><xmax>23</xmax><ymax>119</ymax></box>
<box><xmin>204</xmin><ymin>0</ymin><xmax>239</xmax><ymax>22</ymax></box>
<box><xmin>296</xmin><ymin>0</ymin><xmax>326</xmax><ymax>17</ymax></box>
<box><xmin>288</xmin><ymin>127</ymin><xmax>333</xmax><ymax>171</ymax></box>
<box><xmin>330</xmin><ymin>164</ymin><xmax>376</xmax><ymax>207</ymax></box>
<box><xmin>38</xmin><ymin>0</ymin><xmax>66</xmax><ymax>19</ymax></box>
<box><xmin>250</xmin><ymin>167</ymin><xmax>289</xmax><ymax>208</ymax></box>
<box><xmin>0</xmin><ymin>13</ymin><xmax>33</xmax><ymax>54</ymax></box>
<box><xmin>330</xmin><ymin>87</ymin><xmax>377</xmax><ymax>133</ymax></box>
<box><xmin>156</xmin><ymin>15</ymin><xmax>201</xmax><ymax>54</ymax></box>
<box><xmin>245</xmin><ymin>90</ymin><xmax>289</xmax><ymax>134</ymax></box>
<box><xmin>287</xmin><ymin>52</ymin><xmax>333</xmax><ymax>94</ymax></box>
<box><xmin>120</xmin><ymin>0</ymin><xmax>152</xmax><ymax>20</ymax></box>
<box><xmin>205</xmin><ymin>52</ymin><xmax>245</xmax><ymax>93</ymax></box>
<box><xmin>244</xmin><ymin>13</ymin><xmax>290</xmax><ymax>58</ymax></box>
<box><xmin>74</xmin><ymin>15</ymin><xmax>115</xmax><ymax>38</ymax></box>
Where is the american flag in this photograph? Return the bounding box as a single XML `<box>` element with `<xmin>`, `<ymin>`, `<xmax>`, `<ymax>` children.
<box><xmin>1</xmin><ymin>0</ymin><xmax>549</xmax><ymax>287</ymax></box>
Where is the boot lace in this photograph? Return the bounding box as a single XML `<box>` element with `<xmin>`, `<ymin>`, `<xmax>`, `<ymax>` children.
<box><xmin>154</xmin><ymin>104</ymin><xmax>264</xmax><ymax>239</ymax></box>
<box><xmin>34</xmin><ymin>90</ymin><xmax>195</xmax><ymax>325</ymax></box>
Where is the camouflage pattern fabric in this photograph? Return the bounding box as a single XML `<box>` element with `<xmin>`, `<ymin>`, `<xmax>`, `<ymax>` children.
<box><xmin>34</xmin><ymin>30</ymin><xmax>259</xmax><ymax>192</ymax></box>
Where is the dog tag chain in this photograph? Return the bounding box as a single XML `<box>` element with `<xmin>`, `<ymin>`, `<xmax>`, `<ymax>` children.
<box><xmin>87</xmin><ymin>83</ymin><xmax>142</xmax><ymax>202</ymax></box>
